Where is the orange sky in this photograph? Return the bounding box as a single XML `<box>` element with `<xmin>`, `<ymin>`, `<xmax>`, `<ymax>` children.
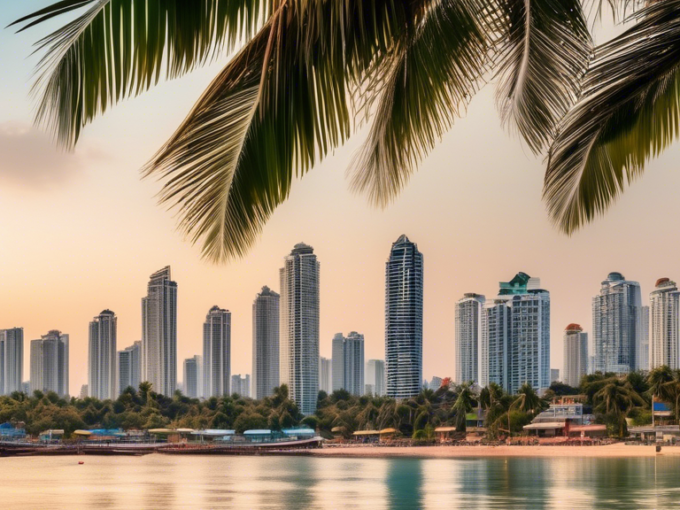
<box><xmin>2</xmin><ymin>4</ymin><xmax>679</xmax><ymax>394</ymax></box>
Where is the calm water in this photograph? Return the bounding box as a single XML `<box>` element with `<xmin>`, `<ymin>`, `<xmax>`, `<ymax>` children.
<box><xmin>2</xmin><ymin>454</ymin><xmax>680</xmax><ymax>509</ymax></box>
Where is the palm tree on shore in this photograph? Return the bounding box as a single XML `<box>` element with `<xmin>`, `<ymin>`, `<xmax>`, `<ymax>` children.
<box><xmin>11</xmin><ymin>0</ymin><xmax>676</xmax><ymax>260</ymax></box>
<box><xmin>594</xmin><ymin>380</ymin><xmax>645</xmax><ymax>438</ymax></box>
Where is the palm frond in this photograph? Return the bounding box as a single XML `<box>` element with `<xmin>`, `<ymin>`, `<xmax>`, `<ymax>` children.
<box><xmin>350</xmin><ymin>0</ymin><xmax>490</xmax><ymax>207</ymax></box>
<box><xmin>12</xmin><ymin>0</ymin><xmax>269</xmax><ymax>147</ymax></box>
<box><xmin>495</xmin><ymin>0</ymin><xmax>591</xmax><ymax>153</ymax></box>
<box><xmin>544</xmin><ymin>0</ymin><xmax>680</xmax><ymax>233</ymax></box>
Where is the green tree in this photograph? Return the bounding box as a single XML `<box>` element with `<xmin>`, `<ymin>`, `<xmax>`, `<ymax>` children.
<box><xmin>594</xmin><ymin>380</ymin><xmax>645</xmax><ymax>438</ymax></box>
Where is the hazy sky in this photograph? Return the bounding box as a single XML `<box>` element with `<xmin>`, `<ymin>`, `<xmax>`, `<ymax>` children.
<box><xmin>2</xmin><ymin>3</ymin><xmax>679</xmax><ymax>394</ymax></box>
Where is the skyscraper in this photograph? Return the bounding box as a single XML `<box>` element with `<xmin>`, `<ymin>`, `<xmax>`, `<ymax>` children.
<box><xmin>319</xmin><ymin>356</ymin><xmax>332</xmax><ymax>394</ymax></box>
<box><xmin>455</xmin><ymin>293</ymin><xmax>485</xmax><ymax>384</ymax></box>
<box><xmin>344</xmin><ymin>332</ymin><xmax>365</xmax><ymax>396</ymax></box>
<box><xmin>649</xmin><ymin>278</ymin><xmax>680</xmax><ymax>370</ymax></box>
<box><xmin>88</xmin><ymin>310</ymin><xmax>117</xmax><ymax>400</ymax></box>
<box><xmin>231</xmin><ymin>374</ymin><xmax>250</xmax><ymax>397</ymax></box>
<box><xmin>183</xmin><ymin>355</ymin><xmax>202</xmax><ymax>398</ymax></box>
<box><xmin>280</xmin><ymin>243</ymin><xmax>320</xmax><ymax>415</ymax></box>
<box><xmin>563</xmin><ymin>324</ymin><xmax>588</xmax><ymax>387</ymax></box>
<box><xmin>366</xmin><ymin>359</ymin><xmax>386</xmax><ymax>396</ymax></box>
<box><xmin>593</xmin><ymin>272</ymin><xmax>643</xmax><ymax>374</ymax></box>
<box><xmin>30</xmin><ymin>330</ymin><xmax>69</xmax><ymax>397</ymax></box>
<box><xmin>118</xmin><ymin>341</ymin><xmax>141</xmax><ymax>394</ymax></box>
<box><xmin>203</xmin><ymin>306</ymin><xmax>231</xmax><ymax>397</ymax></box>
<box><xmin>142</xmin><ymin>266</ymin><xmax>177</xmax><ymax>396</ymax></box>
<box><xmin>481</xmin><ymin>273</ymin><xmax>550</xmax><ymax>394</ymax></box>
<box><xmin>385</xmin><ymin>235</ymin><xmax>423</xmax><ymax>400</ymax></box>
<box><xmin>640</xmin><ymin>305</ymin><xmax>650</xmax><ymax>371</ymax></box>
<box><xmin>0</xmin><ymin>328</ymin><xmax>23</xmax><ymax>396</ymax></box>
<box><xmin>252</xmin><ymin>286</ymin><xmax>280</xmax><ymax>400</ymax></box>
<box><xmin>331</xmin><ymin>333</ymin><xmax>346</xmax><ymax>392</ymax></box>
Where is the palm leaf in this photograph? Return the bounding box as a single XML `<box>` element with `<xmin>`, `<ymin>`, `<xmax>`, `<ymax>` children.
<box><xmin>495</xmin><ymin>0</ymin><xmax>591</xmax><ymax>153</ymax></box>
<box><xmin>544</xmin><ymin>0</ymin><xmax>680</xmax><ymax>233</ymax></box>
<box><xmin>11</xmin><ymin>0</ymin><xmax>268</xmax><ymax>147</ymax></box>
<box><xmin>350</xmin><ymin>0</ymin><xmax>490</xmax><ymax>207</ymax></box>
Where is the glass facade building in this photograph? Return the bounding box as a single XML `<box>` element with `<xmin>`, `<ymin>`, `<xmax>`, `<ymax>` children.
<box><xmin>30</xmin><ymin>330</ymin><xmax>69</xmax><ymax>397</ymax></box>
<box><xmin>455</xmin><ymin>293</ymin><xmax>485</xmax><ymax>385</ymax></box>
<box><xmin>252</xmin><ymin>286</ymin><xmax>279</xmax><ymax>400</ymax></box>
<box><xmin>563</xmin><ymin>324</ymin><xmax>588</xmax><ymax>388</ymax></box>
<box><xmin>88</xmin><ymin>310</ymin><xmax>117</xmax><ymax>400</ymax></box>
<box><xmin>118</xmin><ymin>341</ymin><xmax>141</xmax><ymax>394</ymax></box>
<box><xmin>649</xmin><ymin>278</ymin><xmax>680</xmax><ymax>370</ymax></box>
<box><xmin>203</xmin><ymin>306</ymin><xmax>231</xmax><ymax>397</ymax></box>
<box><xmin>0</xmin><ymin>328</ymin><xmax>23</xmax><ymax>396</ymax></box>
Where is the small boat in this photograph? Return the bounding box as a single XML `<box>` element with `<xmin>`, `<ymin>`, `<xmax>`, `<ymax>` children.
<box><xmin>78</xmin><ymin>461</ymin><xmax>84</xmax><ymax>465</ymax></box>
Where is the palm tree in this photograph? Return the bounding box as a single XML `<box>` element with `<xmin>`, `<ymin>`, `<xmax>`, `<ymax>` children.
<box><xmin>13</xmin><ymin>0</ymin><xmax>660</xmax><ymax>261</ymax></box>
<box><xmin>452</xmin><ymin>383</ymin><xmax>474</xmax><ymax>432</ymax></box>
<box><xmin>594</xmin><ymin>380</ymin><xmax>645</xmax><ymax>438</ymax></box>
<box><xmin>648</xmin><ymin>365</ymin><xmax>674</xmax><ymax>400</ymax></box>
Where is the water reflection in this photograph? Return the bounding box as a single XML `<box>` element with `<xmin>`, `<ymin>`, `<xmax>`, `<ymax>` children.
<box><xmin>386</xmin><ymin>458</ymin><xmax>423</xmax><ymax>510</ymax></box>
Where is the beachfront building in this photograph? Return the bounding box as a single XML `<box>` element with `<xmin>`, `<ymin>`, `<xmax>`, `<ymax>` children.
<box><xmin>231</xmin><ymin>374</ymin><xmax>250</xmax><ymax>397</ymax></box>
<box><xmin>0</xmin><ymin>328</ymin><xmax>23</xmax><ymax>395</ymax></box>
<box><xmin>203</xmin><ymin>306</ymin><xmax>231</xmax><ymax>397</ymax></box>
<box><xmin>142</xmin><ymin>266</ymin><xmax>177</xmax><ymax>396</ymax></box>
<box><xmin>649</xmin><ymin>278</ymin><xmax>680</xmax><ymax>370</ymax></box>
<box><xmin>385</xmin><ymin>235</ymin><xmax>424</xmax><ymax>399</ymax></box>
<box><xmin>280</xmin><ymin>243</ymin><xmax>320</xmax><ymax>415</ymax></box>
<box><xmin>563</xmin><ymin>324</ymin><xmax>588</xmax><ymax>388</ymax></box>
<box><xmin>480</xmin><ymin>299</ymin><xmax>511</xmax><ymax>390</ymax></box>
<box><xmin>592</xmin><ymin>272</ymin><xmax>643</xmax><ymax>374</ymax></box>
<box><xmin>88</xmin><ymin>310</ymin><xmax>117</xmax><ymax>400</ymax></box>
<box><xmin>252</xmin><ymin>286</ymin><xmax>279</xmax><ymax>400</ymax></box>
<box><xmin>117</xmin><ymin>341</ymin><xmax>141</xmax><ymax>394</ymax></box>
<box><xmin>366</xmin><ymin>359</ymin><xmax>385</xmax><ymax>396</ymax></box>
<box><xmin>183</xmin><ymin>355</ymin><xmax>202</xmax><ymax>398</ymax></box>
<box><xmin>30</xmin><ymin>330</ymin><xmax>69</xmax><ymax>397</ymax></box>
<box><xmin>319</xmin><ymin>356</ymin><xmax>332</xmax><ymax>394</ymax></box>
<box><xmin>455</xmin><ymin>293</ymin><xmax>485</xmax><ymax>385</ymax></box>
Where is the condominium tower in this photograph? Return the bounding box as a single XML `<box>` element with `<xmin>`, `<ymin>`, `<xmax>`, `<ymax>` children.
<box><xmin>183</xmin><ymin>355</ymin><xmax>202</xmax><ymax>398</ymax></box>
<box><xmin>0</xmin><ymin>328</ymin><xmax>23</xmax><ymax>395</ymax></box>
<box><xmin>118</xmin><ymin>341</ymin><xmax>141</xmax><ymax>394</ymax></box>
<box><xmin>331</xmin><ymin>333</ymin><xmax>345</xmax><ymax>392</ymax></box>
<box><xmin>649</xmin><ymin>278</ymin><xmax>680</xmax><ymax>370</ymax></box>
<box><xmin>252</xmin><ymin>286</ymin><xmax>280</xmax><ymax>399</ymax></box>
<box><xmin>366</xmin><ymin>359</ymin><xmax>386</xmax><ymax>396</ymax></box>
<box><xmin>142</xmin><ymin>266</ymin><xmax>177</xmax><ymax>396</ymax></box>
<box><xmin>592</xmin><ymin>272</ymin><xmax>643</xmax><ymax>374</ymax></box>
<box><xmin>455</xmin><ymin>293</ymin><xmax>485</xmax><ymax>384</ymax></box>
<box><xmin>385</xmin><ymin>235</ymin><xmax>424</xmax><ymax>399</ymax></box>
<box><xmin>30</xmin><ymin>330</ymin><xmax>69</xmax><ymax>397</ymax></box>
<box><xmin>231</xmin><ymin>374</ymin><xmax>250</xmax><ymax>397</ymax></box>
<box><xmin>280</xmin><ymin>243</ymin><xmax>320</xmax><ymax>415</ymax></box>
<box><xmin>203</xmin><ymin>306</ymin><xmax>231</xmax><ymax>397</ymax></box>
<box><xmin>563</xmin><ymin>324</ymin><xmax>588</xmax><ymax>387</ymax></box>
<box><xmin>319</xmin><ymin>356</ymin><xmax>332</xmax><ymax>394</ymax></box>
<box><xmin>334</xmin><ymin>332</ymin><xmax>365</xmax><ymax>396</ymax></box>
<box><xmin>88</xmin><ymin>310</ymin><xmax>117</xmax><ymax>400</ymax></box>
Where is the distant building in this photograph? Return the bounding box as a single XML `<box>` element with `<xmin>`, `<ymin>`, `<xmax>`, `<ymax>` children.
<box><xmin>118</xmin><ymin>341</ymin><xmax>141</xmax><ymax>394</ymax></box>
<box><xmin>551</xmin><ymin>369</ymin><xmax>560</xmax><ymax>383</ymax></box>
<box><xmin>142</xmin><ymin>266</ymin><xmax>177</xmax><ymax>396</ymax></box>
<box><xmin>331</xmin><ymin>332</ymin><xmax>365</xmax><ymax>396</ymax></box>
<box><xmin>331</xmin><ymin>333</ymin><xmax>345</xmax><ymax>392</ymax></box>
<box><xmin>593</xmin><ymin>272</ymin><xmax>642</xmax><ymax>374</ymax></box>
<box><xmin>640</xmin><ymin>305</ymin><xmax>650</xmax><ymax>371</ymax></box>
<box><xmin>231</xmin><ymin>374</ymin><xmax>250</xmax><ymax>397</ymax></box>
<box><xmin>563</xmin><ymin>324</ymin><xmax>588</xmax><ymax>387</ymax></box>
<box><xmin>480</xmin><ymin>299</ymin><xmax>511</xmax><ymax>390</ymax></box>
<box><xmin>430</xmin><ymin>376</ymin><xmax>443</xmax><ymax>390</ymax></box>
<box><xmin>319</xmin><ymin>356</ymin><xmax>332</xmax><ymax>394</ymax></box>
<box><xmin>21</xmin><ymin>381</ymin><xmax>29</xmax><ymax>395</ymax></box>
<box><xmin>650</xmin><ymin>278</ymin><xmax>680</xmax><ymax>370</ymax></box>
<box><xmin>280</xmin><ymin>243</ymin><xmax>319</xmax><ymax>415</ymax></box>
<box><xmin>79</xmin><ymin>384</ymin><xmax>88</xmax><ymax>399</ymax></box>
<box><xmin>385</xmin><ymin>235</ymin><xmax>423</xmax><ymax>399</ymax></box>
<box><xmin>252</xmin><ymin>286</ymin><xmax>279</xmax><ymax>400</ymax></box>
<box><xmin>30</xmin><ymin>330</ymin><xmax>69</xmax><ymax>397</ymax></box>
<box><xmin>88</xmin><ymin>310</ymin><xmax>117</xmax><ymax>400</ymax></box>
<box><xmin>183</xmin><ymin>355</ymin><xmax>202</xmax><ymax>398</ymax></box>
<box><xmin>455</xmin><ymin>293</ymin><xmax>485</xmax><ymax>385</ymax></box>
<box><xmin>366</xmin><ymin>359</ymin><xmax>385</xmax><ymax>396</ymax></box>
<box><xmin>0</xmin><ymin>328</ymin><xmax>23</xmax><ymax>395</ymax></box>
<box><xmin>203</xmin><ymin>306</ymin><xmax>231</xmax><ymax>397</ymax></box>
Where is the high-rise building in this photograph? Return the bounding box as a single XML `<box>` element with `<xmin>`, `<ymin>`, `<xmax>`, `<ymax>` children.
<box><xmin>429</xmin><ymin>376</ymin><xmax>443</xmax><ymax>390</ymax></box>
<box><xmin>455</xmin><ymin>293</ymin><xmax>485</xmax><ymax>384</ymax></box>
<box><xmin>385</xmin><ymin>235</ymin><xmax>423</xmax><ymax>400</ymax></box>
<box><xmin>79</xmin><ymin>384</ymin><xmax>88</xmax><ymax>399</ymax></box>
<box><xmin>319</xmin><ymin>356</ymin><xmax>332</xmax><ymax>394</ymax></box>
<box><xmin>30</xmin><ymin>330</ymin><xmax>69</xmax><ymax>397</ymax></box>
<box><xmin>344</xmin><ymin>332</ymin><xmax>365</xmax><ymax>396</ymax></box>
<box><xmin>563</xmin><ymin>324</ymin><xmax>588</xmax><ymax>388</ymax></box>
<box><xmin>366</xmin><ymin>359</ymin><xmax>385</xmax><ymax>396</ymax></box>
<box><xmin>231</xmin><ymin>374</ymin><xmax>250</xmax><ymax>397</ymax></box>
<box><xmin>640</xmin><ymin>305</ymin><xmax>650</xmax><ymax>371</ymax></box>
<box><xmin>331</xmin><ymin>333</ymin><xmax>345</xmax><ymax>392</ymax></box>
<box><xmin>0</xmin><ymin>328</ymin><xmax>23</xmax><ymax>395</ymax></box>
<box><xmin>550</xmin><ymin>369</ymin><xmax>560</xmax><ymax>383</ymax></box>
<box><xmin>183</xmin><ymin>355</ymin><xmax>202</xmax><ymax>398</ymax></box>
<box><xmin>118</xmin><ymin>341</ymin><xmax>141</xmax><ymax>394</ymax></box>
<box><xmin>481</xmin><ymin>273</ymin><xmax>550</xmax><ymax>394</ymax></box>
<box><xmin>88</xmin><ymin>310</ymin><xmax>117</xmax><ymax>400</ymax></box>
<box><xmin>280</xmin><ymin>243</ymin><xmax>320</xmax><ymax>415</ymax></box>
<box><xmin>252</xmin><ymin>286</ymin><xmax>280</xmax><ymax>400</ymax></box>
<box><xmin>203</xmin><ymin>306</ymin><xmax>231</xmax><ymax>397</ymax></box>
<box><xmin>650</xmin><ymin>278</ymin><xmax>680</xmax><ymax>370</ymax></box>
<box><xmin>142</xmin><ymin>266</ymin><xmax>177</xmax><ymax>396</ymax></box>
<box><xmin>593</xmin><ymin>272</ymin><xmax>643</xmax><ymax>374</ymax></box>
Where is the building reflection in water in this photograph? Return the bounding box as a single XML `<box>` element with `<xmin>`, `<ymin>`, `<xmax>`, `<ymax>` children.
<box><xmin>385</xmin><ymin>458</ymin><xmax>424</xmax><ymax>509</ymax></box>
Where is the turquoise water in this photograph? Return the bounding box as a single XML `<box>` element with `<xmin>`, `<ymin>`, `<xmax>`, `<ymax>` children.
<box><xmin>2</xmin><ymin>455</ymin><xmax>679</xmax><ymax>509</ymax></box>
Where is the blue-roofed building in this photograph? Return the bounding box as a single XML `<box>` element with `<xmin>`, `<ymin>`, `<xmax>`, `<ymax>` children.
<box><xmin>281</xmin><ymin>428</ymin><xmax>316</xmax><ymax>439</ymax></box>
<box><xmin>0</xmin><ymin>422</ymin><xmax>26</xmax><ymax>441</ymax></box>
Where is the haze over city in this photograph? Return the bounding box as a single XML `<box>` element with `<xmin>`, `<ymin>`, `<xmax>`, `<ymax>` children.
<box><xmin>2</xmin><ymin>1</ymin><xmax>680</xmax><ymax>396</ymax></box>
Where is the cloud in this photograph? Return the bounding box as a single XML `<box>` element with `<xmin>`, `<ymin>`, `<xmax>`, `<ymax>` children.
<box><xmin>0</xmin><ymin>122</ymin><xmax>108</xmax><ymax>190</ymax></box>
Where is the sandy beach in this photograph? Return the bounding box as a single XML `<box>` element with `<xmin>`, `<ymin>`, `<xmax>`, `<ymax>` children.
<box><xmin>311</xmin><ymin>444</ymin><xmax>680</xmax><ymax>459</ymax></box>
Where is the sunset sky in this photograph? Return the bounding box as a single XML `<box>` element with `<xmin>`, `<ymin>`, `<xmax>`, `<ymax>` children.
<box><xmin>2</xmin><ymin>2</ymin><xmax>680</xmax><ymax>395</ymax></box>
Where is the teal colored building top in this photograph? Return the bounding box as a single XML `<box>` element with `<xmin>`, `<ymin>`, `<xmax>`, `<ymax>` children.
<box><xmin>498</xmin><ymin>272</ymin><xmax>532</xmax><ymax>295</ymax></box>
